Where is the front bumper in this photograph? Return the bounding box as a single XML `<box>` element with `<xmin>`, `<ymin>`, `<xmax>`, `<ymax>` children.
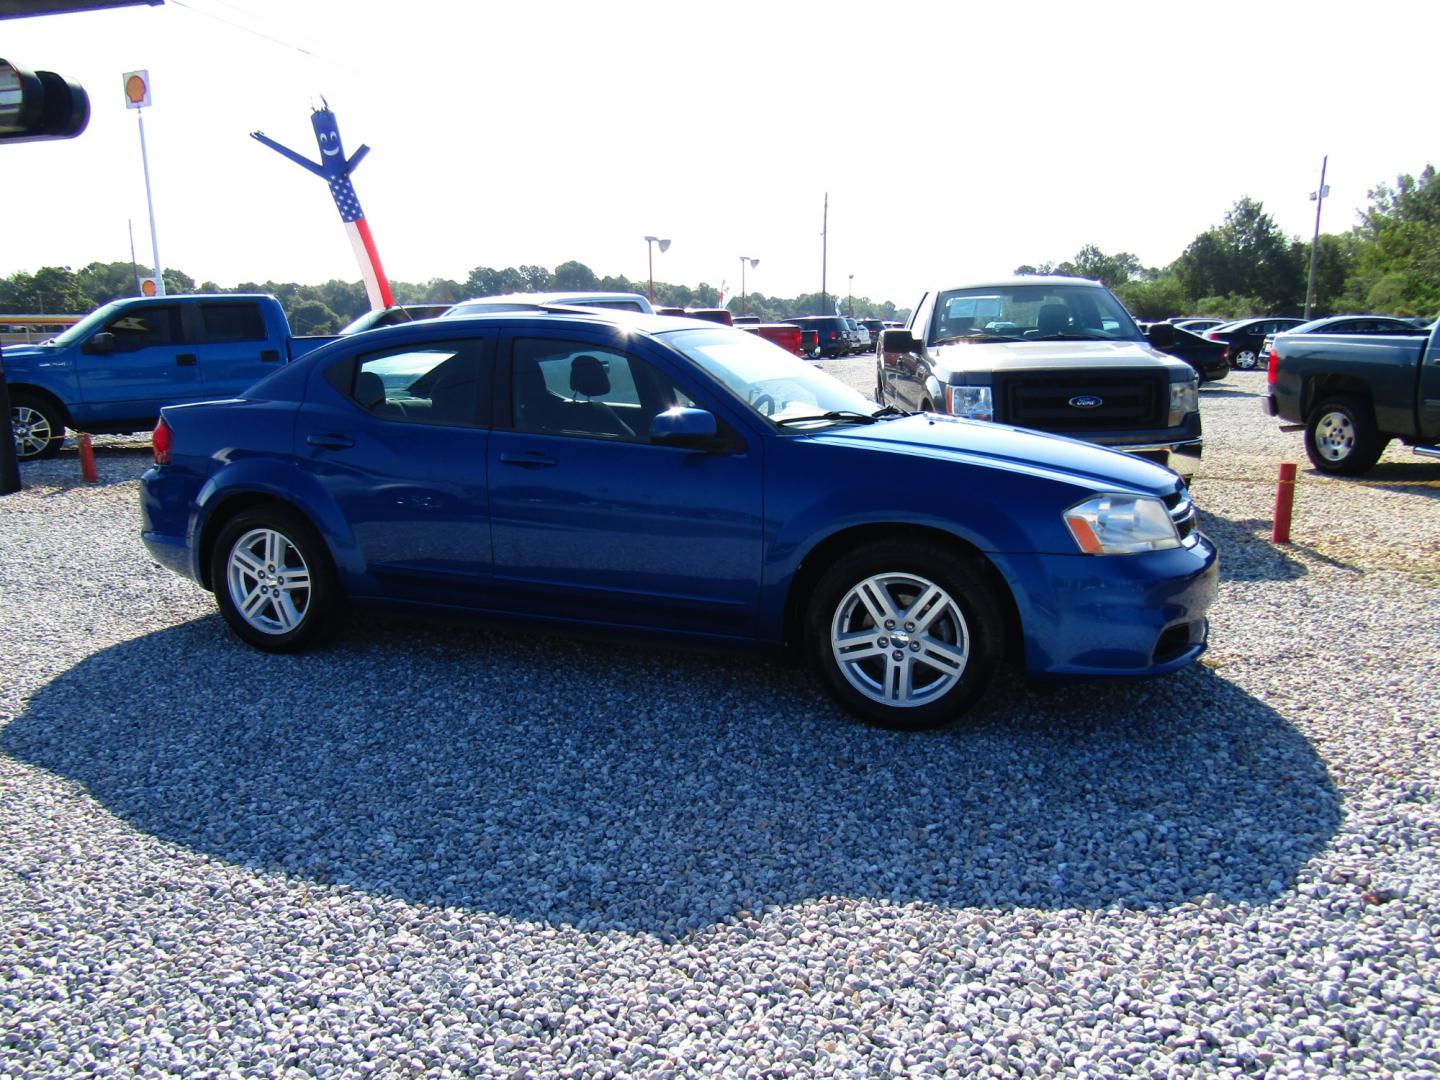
<box><xmin>992</xmin><ymin>533</ymin><xmax>1219</xmax><ymax>678</ymax></box>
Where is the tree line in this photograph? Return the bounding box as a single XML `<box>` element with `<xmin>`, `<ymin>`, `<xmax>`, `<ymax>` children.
<box><xmin>4</xmin><ymin>161</ymin><xmax>1435</xmax><ymax>329</ymax></box>
<box><xmin>0</xmin><ymin>256</ymin><xmax>904</xmax><ymax>334</ymax></box>
<box><xmin>1018</xmin><ymin>163</ymin><xmax>1439</xmax><ymax>321</ymax></box>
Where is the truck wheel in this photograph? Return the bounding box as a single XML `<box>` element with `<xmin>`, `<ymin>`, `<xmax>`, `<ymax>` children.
<box><xmin>1233</xmin><ymin>348</ymin><xmax>1260</xmax><ymax>370</ymax></box>
<box><xmin>1305</xmin><ymin>396</ymin><xmax>1388</xmax><ymax>475</ymax></box>
<box><xmin>10</xmin><ymin>393</ymin><xmax>65</xmax><ymax>460</ymax></box>
<box><xmin>211</xmin><ymin>506</ymin><xmax>344</xmax><ymax>652</ymax></box>
<box><xmin>805</xmin><ymin>539</ymin><xmax>1001</xmax><ymax>730</ymax></box>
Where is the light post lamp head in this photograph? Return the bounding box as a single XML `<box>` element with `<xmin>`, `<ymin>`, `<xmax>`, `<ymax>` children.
<box><xmin>739</xmin><ymin>256</ymin><xmax>759</xmax><ymax>314</ymax></box>
<box><xmin>644</xmin><ymin>236</ymin><xmax>671</xmax><ymax>302</ymax></box>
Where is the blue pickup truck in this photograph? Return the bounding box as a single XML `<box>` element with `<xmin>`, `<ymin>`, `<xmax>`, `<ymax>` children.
<box><xmin>5</xmin><ymin>294</ymin><xmax>334</xmax><ymax>459</ymax></box>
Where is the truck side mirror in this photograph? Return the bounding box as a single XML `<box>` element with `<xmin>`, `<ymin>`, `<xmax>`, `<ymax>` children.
<box><xmin>0</xmin><ymin>59</ymin><xmax>90</xmax><ymax>144</ymax></box>
<box><xmin>1147</xmin><ymin>322</ymin><xmax>1175</xmax><ymax>349</ymax></box>
<box><xmin>87</xmin><ymin>332</ymin><xmax>115</xmax><ymax>355</ymax></box>
<box><xmin>879</xmin><ymin>328</ymin><xmax>920</xmax><ymax>354</ymax></box>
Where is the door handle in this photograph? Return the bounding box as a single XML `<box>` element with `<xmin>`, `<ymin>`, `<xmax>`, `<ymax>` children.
<box><xmin>176</xmin><ymin>353</ymin><xmax>197</xmax><ymax>366</ymax></box>
<box><xmin>499</xmin><ymin>451</ymin><xmax>558</xmax><ymax>468</ymax></box>
<box><xmin>306</xmin><ymin>433</ymin><xmax>355</xmax><ymax>450</ymax></box>
<box><xmin>260</xmin><ymin>349</ymin><xmax>280</xmax><ymax>362</ymax></box>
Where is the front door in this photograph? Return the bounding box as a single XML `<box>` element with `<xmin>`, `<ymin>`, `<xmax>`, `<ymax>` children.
<box><xmin>487</xmin><ymin>333</ymin><xmax>764</xmax><ymax>638</ymax></box>
<box><xmin>72</xmin><ymin>302</ymin><xmax>204</xmax><ymax>424</ymax></box>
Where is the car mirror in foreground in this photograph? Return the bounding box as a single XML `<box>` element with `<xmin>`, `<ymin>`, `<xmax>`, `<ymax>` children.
<box><xmin>87</xmin><ymin>332</ymin><xmax>115</xmax><ymax>355</ymax></box>
<box><xmin>650</xmin><ymin>407</ymin><xmax>718</xmax><ymax>448</ymax></box>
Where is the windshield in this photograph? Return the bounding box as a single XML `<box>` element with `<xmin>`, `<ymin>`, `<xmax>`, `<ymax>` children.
<box><xmin>929</xmin><ymin>284</ymin><xmax>1143</xmax><ymax>345</ymax></box>
<box><xmin>49</xmin><ymin>300</ymin><xmax>127</xmax><ymax>347</ymax></box>
<box><xmin>663</xmin><ymin>327</ymin><xmax>883</xmax><ymax>428</ymax></box>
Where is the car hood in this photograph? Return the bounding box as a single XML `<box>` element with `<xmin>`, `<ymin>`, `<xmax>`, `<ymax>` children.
<box><xmin>934</xmin><ymin>338</ymin><xmax>1186</xmax><ymax>373</ymax></box>
<box><xmin>812</xmin><ymin>413</ymin><xmax>1182</xmax><ymax>495</ymax></box>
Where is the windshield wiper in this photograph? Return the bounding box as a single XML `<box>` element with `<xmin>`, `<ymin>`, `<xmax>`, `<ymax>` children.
<box><xmin>935</xmin><ymin>333</ymin><xmax>1024</xmax><ymax>344</ymax></box>
<box><xmin>775</xmin><ymin>409</ymin><xmax>880</xmax><ymax>427</ymax></box>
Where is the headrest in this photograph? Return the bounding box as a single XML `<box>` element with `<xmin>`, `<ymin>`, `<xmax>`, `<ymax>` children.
<box><xmin>569</xmin><ymin>354</ymin><xmax>610</xmax><ymax>398</ymax></box>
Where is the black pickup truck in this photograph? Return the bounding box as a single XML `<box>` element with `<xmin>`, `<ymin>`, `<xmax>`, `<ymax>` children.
<box><xmin>1264</xmin><ymin>320</ymin><xmax>1440</xmax><ymax>474</ymax></box>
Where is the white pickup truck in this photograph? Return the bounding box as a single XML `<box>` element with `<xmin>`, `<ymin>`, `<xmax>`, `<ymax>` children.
<box><xmin>876</xmin><ymin>276</ymin><xmax>1203</xmax><ymax>475</ymax></box>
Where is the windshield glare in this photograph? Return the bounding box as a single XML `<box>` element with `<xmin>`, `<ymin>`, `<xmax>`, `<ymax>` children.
<box><xmin>49</xmin><ymin>300</ymin><xmax>127</xmax><ymax>346</ymax></box>
<box><xmin>930</xmin><ymin>284</ymin><xmax>1142</xmax><ymax>344</ymax></box>
<box><xmin>663</xmin><ymin>327</ymin><xmax>877</xmax><ymax>426</ymax></box>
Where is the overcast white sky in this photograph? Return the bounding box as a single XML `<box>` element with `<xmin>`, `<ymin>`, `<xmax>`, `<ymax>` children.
<box><xmin>4</xmin><ymin>0</ymin><xmax>1437</xmax><ymax>309</ymax></box>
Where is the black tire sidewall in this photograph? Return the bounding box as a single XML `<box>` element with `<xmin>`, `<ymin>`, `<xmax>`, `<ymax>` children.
<box><xmin>805</xmin><ymin>539</ymin><xmax>1001</xmax><ymax>730</ymax></box>
<box><xmin>210</xmin><ymin>506</ymin><xmax>341</xmax><ymax>652</ymax></box>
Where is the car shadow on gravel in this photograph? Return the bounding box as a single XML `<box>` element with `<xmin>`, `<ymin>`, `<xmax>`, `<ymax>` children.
<box><xmin>3</xmin><ymin>616</ymin><xmax>1341</xmax><ymax>937</ymax></box>
<box><xmin>1194</xmin><ymin>508</ymin><xmax>1314</xmax><ymax>581</ymax></box>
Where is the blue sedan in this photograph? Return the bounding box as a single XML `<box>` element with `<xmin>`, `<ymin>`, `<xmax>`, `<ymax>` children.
<box><xmin>140</xmin><ymin>311</ymin><xmax>1218</xmax><ymax>730</ymax></box>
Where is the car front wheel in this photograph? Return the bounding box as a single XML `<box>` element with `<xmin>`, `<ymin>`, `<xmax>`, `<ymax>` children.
<box><xmin>1305</xmin><ymin>396</ymin><xmax>1388</xmax><ymax>475</ymax></box>
<box><xmin>211</xmin><ymin>506</ymin><xmax>343</xmax><ymax>651</ymax></box>
<box><xmin>806</xmin><ymin>540</ymin><xmax>1001</xmax><ymax>730</ymax></box>
<box><xmin>11</xmin><ymin>394</ymin><xmax>64</xmax><ymax>460</ymax></box>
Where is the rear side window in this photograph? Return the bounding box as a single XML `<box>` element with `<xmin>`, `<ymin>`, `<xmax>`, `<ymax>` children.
<box><xmin>198</xmin><ymin>303</ymin><xmax>266</xmax><ymax>342</ymax></box>
<box><xmin>351</xmin><ymin>339</ymin><xmax>491</xmax><ymax>427</ymax></box>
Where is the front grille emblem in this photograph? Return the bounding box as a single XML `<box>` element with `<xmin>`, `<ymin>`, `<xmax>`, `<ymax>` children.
<box><xmin>1068</xmin><ymin>395</ymin><xmax>1104</xmax><ymax>409</ymax></box>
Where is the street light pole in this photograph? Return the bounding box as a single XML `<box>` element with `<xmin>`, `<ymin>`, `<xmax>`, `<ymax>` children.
<box><xmin>848</xmin><ymin>274</ymin><xmax>854</xmax><ymax>318</ymax></box>
<box><xmin>739</xmin><ymin>256</ymin><xmax>759</xmax><ymax>315</ymax></box>
<box><xmin>1304</xmin><ymin>156</ymin><xmax>1329</xmax><ymax>320</ymax></box>
<box><xmin>644</xmin><ymin>235</ymin><xmax>671</xmax><ymax>304</ymax></box>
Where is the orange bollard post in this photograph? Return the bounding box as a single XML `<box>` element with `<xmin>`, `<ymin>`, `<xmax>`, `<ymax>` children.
<box><xmin>1271</xmin><ymin>462</ymin><xmax>1297</xmax><ymax>543</ymax></box>
<box><xmin>78</xmin><ymin>433</ymin><xmax>98</xmax><ymax>483</ymax></box>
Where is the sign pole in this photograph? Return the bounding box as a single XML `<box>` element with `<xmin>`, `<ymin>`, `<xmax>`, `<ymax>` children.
<box><xmin>124</xmin><ymin>70</ymin><xmax>165</xmax><ymax>296</ymax></box>
<box><xmin>0</xmin><ymin>344</ymin><xmax>21</xmax><ymax>495</ymax></box>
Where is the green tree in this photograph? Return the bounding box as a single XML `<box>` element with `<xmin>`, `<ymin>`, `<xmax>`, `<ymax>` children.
<box><xmin>1173</xmin><ymin>198</ymin><xmax>1304</xmax><ymax>313</ymax></box>
<box><xmin>287</xmin><ymin>299</ymin><xmax>340</xmax><ymax>334</ymax></box>
<box><xmin>552</xmin><ymin>260</ymin><xmax>598</xmax><ymax>290</ymax></box>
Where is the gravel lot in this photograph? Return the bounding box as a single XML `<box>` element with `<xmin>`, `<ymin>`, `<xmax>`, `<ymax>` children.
<box><xmin>2</xmin><ymin>366</ymin><xmax>1438</xmax><ymax>1077</ymax></box>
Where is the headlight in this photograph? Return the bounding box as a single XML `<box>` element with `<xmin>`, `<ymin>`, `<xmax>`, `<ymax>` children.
<box><xmin>944</xmin><ymin>385</ymin><xmax>994</xmax><ymax>421</ymax></box>
<box><xmin>1064</xmin><ymin>493</ymin><xmax>1180</xmax><ymax>555</ymax></box>
<box><xmin>1169</xmin><ymin>377</ymin><xmax>1199</xmax><ymax>420</ymax></box>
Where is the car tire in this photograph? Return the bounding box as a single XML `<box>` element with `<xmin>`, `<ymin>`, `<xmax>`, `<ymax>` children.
<box><xmin>1304</xmin><ymin>395</ymin><xmax>1388</xmax><ymax>476</ymax></box>
<box><xmin>805</xmin><ymin>539</ymin><xmax>1001</xmax><ymax>730</ymax></box>
<box><xmin>10</xmin><ymin>393</ymin><xmax>64</xmax><ymax>460</ymax></box>
<box><xmin>1233</xmin><ymin>347</ymin><xmax>1259</xmax><ymax>370</ymax></box>
<box><xmin>211</xmin><ymin>505</ymin><xmax>344</xmax><ymax>652</ymax></box>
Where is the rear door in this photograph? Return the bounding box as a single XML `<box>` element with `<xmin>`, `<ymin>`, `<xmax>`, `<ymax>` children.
<box><xmin>191</xmin><ymin>300</ymin><xmax>286</xmax><ymax>397</ymax></box>
<box><xmin>294</xmin><ymin>332</ymin><xmax>497</xmax><ymax>607</ymax></box>
<box><xmin>487</xmin><ymin>329</ymin><xmax>764</xmax><ymax>638</ymax></box>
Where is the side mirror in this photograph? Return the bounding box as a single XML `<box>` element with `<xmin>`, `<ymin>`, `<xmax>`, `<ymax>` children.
<box><xmin>650</xmin><ymin>406</ymin><xmax>718</xmax><ymax>448</ymax></box>
<box><xmin>1146</xmin><ymin>322</ymin><xmax>1176</xmax><ymax>349</ymax></box>
<box><xmin>879</xmin><ymin>328</ymin><xmax>920</xmax><ymax>354</ymax></box>
<box><xmin>87</xmin><ymin>332</ymin><xmax>115</xmax><ymax>354</ymax></box>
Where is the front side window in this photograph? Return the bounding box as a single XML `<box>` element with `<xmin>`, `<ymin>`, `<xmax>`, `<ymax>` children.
<box><xmin>352</xmin><ymin>339</ymin><xmax>489</xmax><ymax>427</ymax></box>
<box><xmin>511</xmin><ymin>339</ymin><xmax>693</xmax><ymax>441</ymax></box>
<box><xmin>104</xmin><ymin>305</ymin><xmax>183</xmax><ymax>350</ymax></box>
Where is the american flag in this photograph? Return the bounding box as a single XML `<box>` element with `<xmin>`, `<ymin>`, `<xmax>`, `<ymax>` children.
<box><xmin>326</xmin><ymin>174</ymin><xmax>393</xmax><ymax>310</ymax></box>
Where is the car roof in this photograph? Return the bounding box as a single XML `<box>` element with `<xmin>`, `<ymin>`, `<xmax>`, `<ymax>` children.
<box><xmin>937</xmin><ymin>275</ymin><xmax>1108</xmax><ymax>291</ymax></box>
<box><xmin>443</xmin><ymin>291</ymin><xmax>653</xmax><ymax>315</ymax></box>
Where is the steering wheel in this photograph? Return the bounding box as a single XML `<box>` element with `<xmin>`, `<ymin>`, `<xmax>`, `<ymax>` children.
<box><xmin>752</xmin><ymin>393</ymin><xmax>776</xmax><ymax>416</ymax></box>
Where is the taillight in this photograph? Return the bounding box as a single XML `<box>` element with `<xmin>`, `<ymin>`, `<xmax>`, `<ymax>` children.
<box><xmin>1267</xmin><ymin>347</ymin><xmax>1279</xmax><ymax>384</ymax></box>
<box><xmin>152</xmin><ymin>417</ymin><xmax>172</xmax><ymax>465</ymax></box>
<box><xmin>1205</xmin><ymin>332</ymin><xmax>1221</xmax><ymax>341</ymax></box>
<box><xmin>829</xmin><ymin>330</ymin><xmax>837</xmax><ymax>339</ymax></box>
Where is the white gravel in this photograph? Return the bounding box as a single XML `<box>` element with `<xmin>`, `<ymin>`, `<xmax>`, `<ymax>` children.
<box><xmin>2</xmin><ymin>367</ymin><xmax>1438</xmax><ymax>1077</ymax></box>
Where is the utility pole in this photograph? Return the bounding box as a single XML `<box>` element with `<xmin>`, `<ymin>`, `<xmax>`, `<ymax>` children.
<box><xmin>1304</xmin><ymin>155</ymin><xmax>1329</xmax><ymax>320</ymax></box>
<box><xmin>821</xmin><ymin>192</ymin><xmax>828</xmax><ymax>314</ymax></box>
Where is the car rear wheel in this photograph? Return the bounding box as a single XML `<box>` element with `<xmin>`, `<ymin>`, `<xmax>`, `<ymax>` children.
<box><xmin>11</xmin><ymin>394</ymin><xmax>64</xmax><ymax>460</ymax></box>
<box><xmin>211</xmin><ymin>506</ymin><xmax>344</xmax><ymax>651</ymax></box>
<box><xmin>1233</xmin><ymin>347</ymin><xmax>1259</xmax><ymax>370</ymax></box>
<box><xmin>805</xmin><ymin>540</ymin><xmax>1001</xmax><ymax>730</ymax></box>
<box><xmin>1305</xmin><ymin>395</ymin><xmax>1388</xmax><ymax>475</ymax></box>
